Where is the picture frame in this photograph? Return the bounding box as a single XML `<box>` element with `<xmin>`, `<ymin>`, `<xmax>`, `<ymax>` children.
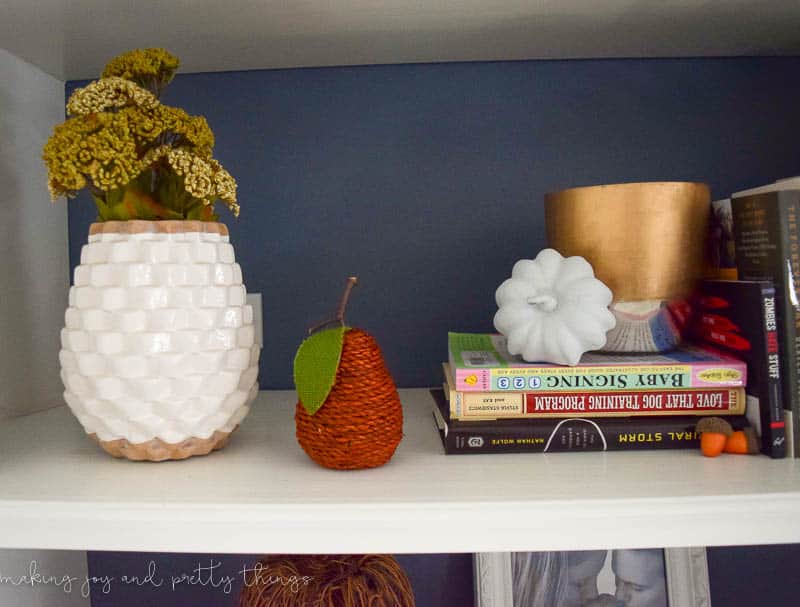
<box><xmin>474</xmin><ymin>547</ymin><xmax>710</xmax><ymax>607</ymax></box>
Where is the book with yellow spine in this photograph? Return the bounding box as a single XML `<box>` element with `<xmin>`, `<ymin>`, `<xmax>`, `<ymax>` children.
<box><xmin>443</xmin><ymin>364</ymin><xmax>746</xmax><ymax>421</ymax></box>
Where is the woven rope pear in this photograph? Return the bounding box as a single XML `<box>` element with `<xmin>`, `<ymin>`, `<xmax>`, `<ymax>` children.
<box><xmin>295</xmin><ymin>329</ymin><xmax>403</xmax><ymax>470</ymax></box>
<box><xmin>239</xmin><ymin>554</ymin><xmax>415</xmax><ymax>607</ymax></box>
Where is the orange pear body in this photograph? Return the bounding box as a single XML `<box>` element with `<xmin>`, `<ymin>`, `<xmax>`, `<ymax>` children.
<box><xmin>295</xmin><ymin>328</ymin><xmax>403</xmax><ymax>470</ymax></box>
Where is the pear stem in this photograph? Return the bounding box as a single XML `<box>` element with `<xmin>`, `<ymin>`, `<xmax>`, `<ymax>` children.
<box><xmin>308</xmin><ymin>276</ymin><xmax>359</xmax><ymax>335</ymax></box>
<box><xmin>337</xmin><ymin>276</ymin><xmax>358</xmax><ymax>325</ymax></box>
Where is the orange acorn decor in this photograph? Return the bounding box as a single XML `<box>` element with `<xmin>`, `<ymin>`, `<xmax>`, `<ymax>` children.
<box><xmin>696</xmin><ymin>417</ymin><xmax>759</xmax><ymax>457</ymax></box>
<box><xmin>696</xmin><ymin>417</ymin><xmax>733</xmax><ymax>457</ymax></box>
<box><xmin>238</xmin><ymin>554</ymin><xmax>415</xmax><ymax>607</ymax></box>
<box><xmin>724</xmin><ymin>428</ymin><xmax>760</xmax><ymax>454</ymax></box>
<box><xmin>294</xmin><ymin>277</ymin><xmax>403</xmax><ymax>470</ymax></box>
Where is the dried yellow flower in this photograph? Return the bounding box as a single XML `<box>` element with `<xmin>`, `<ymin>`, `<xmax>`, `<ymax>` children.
<box><xmin>139</xmin><ymin>144</ymin><xmax>171</xmax><ymax>167</ymax></box>
<box><xmin>66</xmin><ymin>77</ymin><xmax>159</xmax><ymax>116</ymax></box>
<box><xmin>120</xmin><ymin>105</ymin><xmax>166</xmax><ymax>142</ymax></box>
<box><xmin>164</xmin><ymin>148</ymin><xmax>238</xmax><ymax>207</ymax></box>
<box><xmin>102</xmin><ymin>48</ymin><xmax>179</xmax><ymax>95</ymax></box>
<box><xmin>187</xmin><ymin>173</ymin><xmax>214</xmax><ymax>200</ymax></box>
<box><xmin>42</xmin><ymin>112</ymin><xmax>138</xmax><ymax>198</ymax></box>
<box><xmin>213</xmin><ymin>167</ymin><xmax>238</xmax><ymax>203</ymax></box>
<box><xmin>154</xmin><ymin>106</ymin><xmax>215</xmax><ymax>153</ymax></box>
<box><xmin>165</xmin><ymin>148</ymin><xmax>194</xmax><ymax>176</ymax></box>
<box><xmin>43</xmin><ymin>48</ymin><xmax>240</xmax><ymax>221</ymax></box>
<box><xmin>182</xmin><ymin>115</ymin><xmax>215</xmax><ymax>155</ymax></box>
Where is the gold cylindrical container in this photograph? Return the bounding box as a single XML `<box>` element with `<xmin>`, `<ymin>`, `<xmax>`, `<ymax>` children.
<box><xmin>545</xmin><ymin>181</ymin><xmax>710</xmax><ymax>352</ymax></box>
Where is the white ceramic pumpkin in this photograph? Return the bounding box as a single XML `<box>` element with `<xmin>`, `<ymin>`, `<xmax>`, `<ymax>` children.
<box><xmin>493</xmin><ymin>249</ymin><xmax>616</xmax><ymax>366</ymax></box>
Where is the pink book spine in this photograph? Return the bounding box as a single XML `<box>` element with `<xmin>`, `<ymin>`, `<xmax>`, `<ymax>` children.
<box><xmin>452</xmin><ymin>361</ymin><xmax>747</xmax><ymax>392</ymax></box>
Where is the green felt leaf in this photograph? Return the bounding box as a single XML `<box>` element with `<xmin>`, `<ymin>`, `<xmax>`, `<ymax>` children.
<box><xmin>294</xmin><ymin>326</ymin><xmax>347</xmax><ymax>415</ymax></box>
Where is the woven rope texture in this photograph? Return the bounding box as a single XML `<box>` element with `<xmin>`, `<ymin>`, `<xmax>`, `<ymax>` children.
<box><xmin>239</xmin><ymin>554</ymin><xmax>415</xmax><ymax>607</ymax></box>
<box><xmin>295</xmin><ymin>328</ymin><xmax>403</xmax><ymax>470</ymax></box>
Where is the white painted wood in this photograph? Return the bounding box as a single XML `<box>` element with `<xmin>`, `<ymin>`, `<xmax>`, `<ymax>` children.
<box><xmin>476</xmin><ymin>548</ymin><xmax>709</xmax><ymax>607</ymax></box>
<box><xmin>0</xmin><ymin>49</ymin><xmax>86</xmax><ymax>591</ymax></box>
<box><xmin>0</xmin><ymin>49</ymin><xmax>69</xmax><ymax>420</ymax></box>
<box><xmin>2</xmin><ymin>0</ymin><xmax>800</xmax><ymax>80</ymax></box>
<box><xmin>0</xmin><ymin>389</ymin><xmax>799</xmax><ymax>553</ymax></box>
<box><xmin>665</xmin><ymin>547</ymin><xmax>711</xmax><ymax>607</ymax></box>
<box><xmin>474</xmin><ymin>552</ymin><xmax>513</xmax><ymax>607</ymax></box>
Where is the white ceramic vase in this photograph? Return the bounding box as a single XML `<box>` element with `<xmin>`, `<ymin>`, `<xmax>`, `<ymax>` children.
<box><xmin>59</xmin><ymin>220</ymin><xmax>260</xmax><ymax>461</ymax></box>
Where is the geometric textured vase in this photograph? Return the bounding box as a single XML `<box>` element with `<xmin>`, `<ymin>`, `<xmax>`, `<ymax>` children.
<box><xmin>59</xmin><ymin>220</ymin><xmax>260</xmax><ymax>461</ymax></box>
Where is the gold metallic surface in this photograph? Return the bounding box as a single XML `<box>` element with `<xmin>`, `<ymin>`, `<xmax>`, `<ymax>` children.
<box><xmin>545</xmin><ymin>182</ymin><xmax>710</xmax><ymax>302</ymax></box>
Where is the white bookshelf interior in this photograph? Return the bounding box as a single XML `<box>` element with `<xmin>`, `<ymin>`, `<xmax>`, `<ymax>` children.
<box><xmin>1</xmin><ymin>390</ymin><xmax>798</xmax><ymax>553</ymax></box>
<box><xmin>2</xmin><ymin>0</ymin><xmax>800</xmax><ymax>556</ymax></box>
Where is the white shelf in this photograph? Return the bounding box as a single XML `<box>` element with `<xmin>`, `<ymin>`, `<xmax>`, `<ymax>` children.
<box><xmin>1</xmin><ymin>389</ymin><xmax>798</xmax><ymax>554</ymax></box>
<box><xmin>3</xmin><ymin>1</ymin><xmax>800</xmax><ymax>80</ymax></box>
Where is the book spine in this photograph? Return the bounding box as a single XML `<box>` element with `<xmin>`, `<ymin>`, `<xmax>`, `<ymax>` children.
<box><xmin>437</xmin><ymin>415</ymin><xmax>730</xmax><ymax>454</ymax></box>
<box><xmin>733</xmin><ymin>192</ymin><xmax>800</xmax><ymax>456</ymax></box>
<box><xmin>452</xmin><ymin>368</ymin><xmax>492</xmax><ymax>391</ymax></box>
<box><xmin>449</xmin><ymin>388</ymin><xmax>746</xmax><ymax>420</ymax></box>
<box><xmin>759</xmin><ymin>288</ymin><xmax>787</xmax><ymax>458</ymax></box>
<box><xmin>786</xmin><ymin>198</ymin><xmax>800</xmax><ymax>457</ymax></box>
<box><xmin>451</xmin><ymin>362</ymin><xmax>746</xmax><ymax>393</ymax></box>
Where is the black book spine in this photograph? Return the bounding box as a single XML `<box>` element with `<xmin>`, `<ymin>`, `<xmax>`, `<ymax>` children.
<box><xmin>760</xmin><ymin>288</ymin><xmax>787</xmax><ymax>457</ymax></box>
<box><xmin>431</xmin><ymin>390</ymin><xmax>747</xmax><ymax>454</ymax></box>
<box><xmin>732</xmin><ymin>191</ymin><xmax>800</xmax><ymax>456</ymax></box>
<box><xmin>692</xmin><ymin>280</ymin><xmax>786</xmax><ymax>458</ymax></box>
<box><xmin>438</xmin><ymin>416</ymin><xmax>708</xmax><ymax>453</ymax></box>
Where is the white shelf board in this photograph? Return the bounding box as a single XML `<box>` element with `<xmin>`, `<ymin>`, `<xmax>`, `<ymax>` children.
<box><xmin>4</xmin><ymin>0</ymin><xmax>800</xmax><ymax>81</ymax></box>
<box><xmin>1</xmin><ymin>389</ymin><xmax>798</xmax><ymax>554</ymax></box>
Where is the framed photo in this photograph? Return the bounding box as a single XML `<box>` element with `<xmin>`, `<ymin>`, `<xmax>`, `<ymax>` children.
<box><xmin>474</xmin><ymin>547</ymin><xmax>710</xmax><ymax>607</ymax></box>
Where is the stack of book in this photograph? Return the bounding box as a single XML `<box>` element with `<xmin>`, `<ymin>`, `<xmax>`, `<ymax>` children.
<box><xmin>689</xmin><ymin>279</ymin><xmax>786</xmax><ymax>458</ymax></box>
<box><xmin>729</xmin><ymin>177</ymin><xmax>800</xmax><ymax>457</ymax></box>
<box><xmin>433</xmin><ymin>332</ymin><xmax>752</xmax><ymax>454</ymax></box>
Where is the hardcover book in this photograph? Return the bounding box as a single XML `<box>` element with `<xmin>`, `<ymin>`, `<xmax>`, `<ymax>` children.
<box><xmin>731</xmin><ymin>178</ymin><xmax>800</xmax><ymax>456</ymax></box>
<box><xmin>430</xmin><ymin>389</ymin><xmax>749</xmax><ymax>455</ymax></box>
<box><xmin>705</xmin><ymin>197</ymin><xmax>738</xmax><ymax>280</ymax></box>
<box><xmin>447</xmin><ymin>332</ymin><xmax>747</xmax><ymax>393</ymax></box>
<box><xmin>443</xmin><ymin>363</ymin><xmax>746</xmax><ymax>420</ymax></box>
<box><xmin>689</xmin><ymin>279</ymin><xmax>786</xmax><ymax>458</ymax></box>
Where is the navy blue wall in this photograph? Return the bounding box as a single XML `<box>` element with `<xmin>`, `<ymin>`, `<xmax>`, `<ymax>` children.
<box><xmin>85</xmin><ymin>552</ymin><xmax>473</xmax><ymax>607</ymax></box>
<box><xmin>707</xmin><ymin>544</ymin><xmax>800</xmax><ymax>604</ymax></box>
<box><xmin>68</xmin><ymin>59</ymin><xmax>800</xmax><ymax>605</ymax></box>
<box><xmin>67</xmin><ymin>56</ymin><xmax>800</xmax><ymax>390</ymax></box>
<box><xmin>83</xmin><ymin>544</ymin><xmax>800</xmax><ymax>606</ymax></box>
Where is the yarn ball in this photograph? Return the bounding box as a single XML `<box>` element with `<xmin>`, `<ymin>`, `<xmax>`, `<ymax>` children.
<box><xmin>239</xmin><ymin>554</ymin><xmax>415</xmax><ymax>607</ymax></box>
<box><xmin>295</xmin><ymin>328</ymin><xmax>403</xmax><ymax>470</ymax></box>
